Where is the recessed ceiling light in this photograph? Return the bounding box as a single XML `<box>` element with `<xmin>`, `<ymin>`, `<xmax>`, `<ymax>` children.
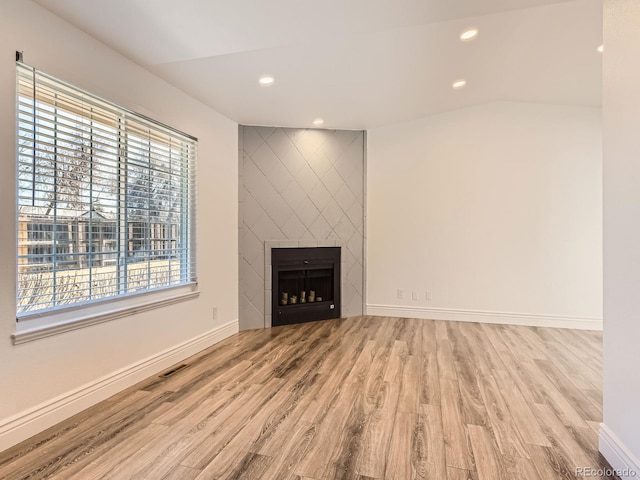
<box><xmin>452</xmin><ymin>79</ymin><xmax>467</xmax><ymax>90</ymax></box>
<box><xmin>313</xmin><ymin>118</ymin><xmax>324</xmax><ymax>126</ymax></box>
<box><xmin>597</xmin><ymin>44</ymin><xmax>604</xmax><ymax>53</ymax></box>
<box><xmin>460</xmin><ymin>28</ymin><xmax>479</xmax><ymax>42</ymax></box>
<box><xmin>259</xmin><ymin>75</ymin><xmax>275</xmax><ymax>87</ymax></box>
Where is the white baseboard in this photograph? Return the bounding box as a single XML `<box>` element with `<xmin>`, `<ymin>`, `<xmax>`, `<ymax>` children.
<box><xmin>366</xmin><ymin>304</ymin><xmax>603</xmax><ymax>330</ymax></box>
<box><xmin>599</xmin><ymin>423</ymin><xmax>640</xmax><ymax>479</ymax></box>
<box><xmin>0</xmin><ymin>320</ymin><xmax>239</xmax><ymax>453</ymax></box>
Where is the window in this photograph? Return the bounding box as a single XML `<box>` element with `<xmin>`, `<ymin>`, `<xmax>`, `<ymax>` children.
<box><xmin>16</xmin><ymin>63</ymin><xmax>197</xmax><ymax>318</ymax></box>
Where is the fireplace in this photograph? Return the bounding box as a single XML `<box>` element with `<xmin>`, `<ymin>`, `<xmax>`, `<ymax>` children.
<box><xmin>271</xmin><ymin>247</ymin><xmax>341</xmax><ymax>326</ymax></box>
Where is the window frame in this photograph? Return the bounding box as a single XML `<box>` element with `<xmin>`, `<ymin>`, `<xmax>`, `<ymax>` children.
<box><xmin>14</xmin><ymin>62</ymin><xmax>198</xmax><ymax>342</ymax></box>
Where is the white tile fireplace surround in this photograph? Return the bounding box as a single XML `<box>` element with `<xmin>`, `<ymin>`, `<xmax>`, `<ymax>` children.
<box><xmin>239</xmin><ymin>126</ymin><xmax>365</xmax><ymax>330</ymax></box>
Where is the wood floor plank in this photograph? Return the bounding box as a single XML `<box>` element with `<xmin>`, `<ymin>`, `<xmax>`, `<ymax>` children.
<box><xmin>318</xmin><ymin>391</ymin><xmax>368</xmax><ymax>480</ymax></box>
<box><xmin>420</xmin><ymin>321</ymin><xmax>441</xmax><ymax>406</ymax></box>
<box><xmin>303</xmin><ymin>337</ymin><xmax>382</xmax><ymax>480</ymax></box>
<box><xmin>54</xmin><ymin>394</ymin><xmax>221</xmax><ymax>480</ymax></box>
<box><xmin>519</xmin><ymin>361</ymin><xmax>589</xmax><ymax>428</ymax></box>
<box><xmin>468</xmin><ymin>424</ymin><xmax>506</xmax><ymax>480</ymax></box>
<box><xmin>251</xmin><ymin>371</ymin><xmax>325</xmax><ymax>458</ymax></box>
<box><xmin>162</xmin><ymin>464</ymin><xmax>203</xmax><ymax>480</ymax></box>
<box><xmin>505</xmin><ymin>324</ymin><xmax>549</xmax><ymax>360</ymax></box>
<box><xmin>0</xmin><ymin>389</ymin><xmax>155</xmax><ymax>478</ymax></box>
<box><xmin>213</xmin><ymin>452</ymin><xmax>273</xmax><ymax>480</ymax></box>
<box><xmin>535</xmin><ymin>358</ymin><xmax>603</xmax><ymax>422</ymax></box>
<box><xmin>270</xmin><ymin>328</ymin><xmax>340</xmax><ymax>381</ymax></box>
<box><xmin>457</xmin><ymin>322</ymin><xmax>503</xmax><ymax>374</ymax></box>
<box><xmin>151</xmin><ymin>330</ymin><xmax>278</xmax><ymax>395</ymax></box>
<box><xmin>101</xmin><ymin>399</ymin><xmax>214</xmax><ymax>480</ymax></box>
<box><xmin>276</xmin><ymin>333</ymin><xmax>353</xmax><ymax>398</ymax></box>
<box><xmin>101</xmin><ymin>428</ymin><xmax>184</xmax><ymax>480</ymax></box>
<box><xmin>414</xmin><ymin>404</ymin><xmax>447</xmax><ymax>480</ymax></box>
<box><xmin>151</xmin><ymin>377</ymin><xmax>238</xmax><ymax>428</ymax></box>
<box><xmin>446</xmin><ymin>467</ymin><xmax>479</xmax><ymax>480</ymax></box>
<box><xmin>583</xmin><ymin>388</ymin><xmax>604</xmax><ymax>413</ymax></box>
<box><xmin>491</xmin><ymin>368</ymin><xmax>551</xmax><ymax>447</ymax></box>
<box><xmin>539</xmin><ymin>328</ymin><xmax>603</xmax><ymax>382</ymax></box>
<box><xmin>530</xmin><ymin>403</ymin><xmax>594</xmax><ymax>468</ymax></box>
<box><xmin>0</xmin><ymin>317</ymin><xmax>609</xmax><ymax>480</ymax></box>
<box><xmin>448</xmin><ymin>323</ymin><xmax>490</xmax><ymax>427</ymax></box>
<box><xmin>536</xmin><ymin>337</ymin><xmax>599</xmax><ymax>392</ymax></box>
<box><xmin>527</xmin><ymin>443</ymin><xmax>579</xmax><ymax>480</ymax></box>
<box><xmin>344</xmin><ymin>340</ymin><xmax>378</xmax><ymax>387</ymax></box>
<box><xmin>360</xmin><ymin>329</ymin><xmax>396</xmax><ymax>418</ymax></box>
<box><xmin>407</xmin><ymin>318</ymin><xmax>424</xmax><ymax>358</ymax></box>
<box><xmin>297</xmin><ymin>338</ymin><xmax>376</xmax><ymax>480</ymax></box>
<box><xmin>256</xmin><ymin>421</ymin><xmax>316</xmax><ymax>480</ymax></box>
<box><xmin>440</xmin><ymin>378</ymin><xmax>474</xmax><ymax>471</ymax></box>
<box><xmin>363</xmin><ymin>316</ymin><xmax>385</xmax><ymax>340</ymax></box>
<box><xmin>187</xmin><ymin>386</ymin><xmax>292</xmax><ymax>479</ymax></box>
<box><xmin>549</xmin><ymin>328</ymin><xmax>603</xmax><ymax>375</ymax></box>
<box><xmin>481</xmin><ymin>325</ymin><xmax>544</xmax><ymax>405</ymax></box>
<box><xmin>476</xmin><ymin>373</ymin><xmax>530</xmax><ymax>460</ymax></box>
<box><xmin>434</xmin><ymin>320</ymin><xmax>449</xmax><ymax>340</ymax></box>
<box><xmin>47</xmin><ymin>422</ymin><xmax>170</xmax><ymax>480</ymax></box>
<box><xmin>398</xmin><ymin>355</ymin><xmax>421</xmax><ymax>414</ymax></box>
<box><xmin>436</xmin><ymin>339</ymin><xmax>457</xmax><ymax>380</ymax></box>
<box><xmin>0</xmin><ymin>390</ymin><xmax>176</xmax><ymax>480</ymax></box>
<box><xmin>127</xmin><ymin>392</ymin><xmax>248</xmax><ymax>479</ymax></box>
<box><xmin>503</xmin><ymin>456</ymin><xmax>542</xmax><ymax>480</ymax></box>
<box><xmin>354</xmin><ymin>381</ymin><xmax>401</xmax><ymax>478</ymax></box>
<box><xmin>383</xmin><ymin>340</ymin><xmax>408</xmax><ymax>383</ymax></box>
<box><xmin>296</xmin><ymin>395</ymin><xmax>357</xmax><ymax>479</ymax></box>
<box><xmin>567</xmin><ymin>424</ymin><xmax>620</xmax><ymax>477</ymax></box>
<box><xmin>384</xmin><ymin>412</ymin><xmax>416</xmax><ymax>480</ymax></box>
<box><xmin>179</xmin><ymin>381</ymin><xmax>282</xmax><ymax>469</ymax></box>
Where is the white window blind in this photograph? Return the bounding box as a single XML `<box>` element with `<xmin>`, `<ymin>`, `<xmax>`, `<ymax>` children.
<box><xmin>16</xmin><ymin>63</ymin><xmax>197</xmax><ymax>318</ymax></box>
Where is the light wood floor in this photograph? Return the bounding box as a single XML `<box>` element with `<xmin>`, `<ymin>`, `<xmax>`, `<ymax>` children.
<box><xmin>0</xmin><ymin>316</ymin><xmax>615</xmax><ymax>480</ymax></box>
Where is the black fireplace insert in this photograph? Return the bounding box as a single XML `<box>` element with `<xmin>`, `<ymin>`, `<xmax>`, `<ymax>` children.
<box><xmin>271</xmin><ymin>247</ymin><xmax>341</xmax><ymax>326</ymax></box>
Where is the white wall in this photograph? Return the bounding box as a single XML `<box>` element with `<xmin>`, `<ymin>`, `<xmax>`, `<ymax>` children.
<box><xmin>367</xmin><ymin>101</ymin><xmax>602</xmax><ymax>329</ymax></box>
<box><xmin>0</xmin><ymin>0</ymin><xmax>238</xmax><ymax>451</ymax></box>
<box><xmin>600</xmin><ymin>1</ymin><xmax>640</xmax><ymax>475</ymax></box>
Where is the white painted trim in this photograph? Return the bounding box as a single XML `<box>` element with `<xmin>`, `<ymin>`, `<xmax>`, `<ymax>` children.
<box><xmin>13</xmin><ymin>288</ymin><xmax>200</xmax><ymax>345</ymax></box>
<box><xmin>362</xmin><ymin>130</ymin><xmax>368</xmax><ymax>316</ymax></box>
<box><xmin>366</xmin><ymin>304</ymin><xmax>603</xmax><ymax>330</ymax></box>
<box><xmin>599</xmin><ymin>423</ymin><xmax>640</xmax><ymax>479</ymax></box>
<box><xmin>0</xmin><ymin>320</ymin><xmax>238</xmax><ymax>452</ymax></box>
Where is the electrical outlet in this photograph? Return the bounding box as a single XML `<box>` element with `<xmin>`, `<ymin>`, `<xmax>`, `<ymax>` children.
<box><xmin>397</xmin><ymin>288</ymin><xmax>404</xmax><ymax>300</ymax></box>
<box><xmin>212</xmin><ymin>307</ymin><xmax>217</xmax><ymax>320</ymax></box>
<box><xmin>412</xmin><ymin>291</ymin><xmax>418</xmax><ymax>301</ymax></box>
<box><xmin>426</xmin><ymin>291</ymin><xmax>432</xmax><ymax>301</ymax></box>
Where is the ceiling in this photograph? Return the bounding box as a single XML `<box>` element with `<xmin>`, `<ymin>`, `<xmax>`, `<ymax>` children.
<box><xmin>34</xmin><ymin>0</ymin><xmax>603</xmax><ymax>130</ymax></box>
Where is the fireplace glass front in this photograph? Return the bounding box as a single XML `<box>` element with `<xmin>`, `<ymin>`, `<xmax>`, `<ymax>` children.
<box><xmin>271</xmin><ymin>247</ymin><xmax>341</xmax><ymax>326</ymax></box>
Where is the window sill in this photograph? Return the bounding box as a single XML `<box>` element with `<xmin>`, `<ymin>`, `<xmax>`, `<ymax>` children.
<box><xmin>12</xmin><ymin>285</ymin><xmax>200</xmax><ymax>345</ymax></box>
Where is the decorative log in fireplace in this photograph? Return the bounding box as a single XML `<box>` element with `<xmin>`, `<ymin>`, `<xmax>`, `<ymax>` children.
<box><xmin>271</xmin><ymin>247</ymin><xmax>341</xmax><ymax>326</ymax></box>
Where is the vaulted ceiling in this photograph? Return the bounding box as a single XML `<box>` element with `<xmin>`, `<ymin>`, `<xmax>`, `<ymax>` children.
<box><xmin>34</xmin><ymin>0</ymin><xmax>602</xmax><ymax>129</ymax></box>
